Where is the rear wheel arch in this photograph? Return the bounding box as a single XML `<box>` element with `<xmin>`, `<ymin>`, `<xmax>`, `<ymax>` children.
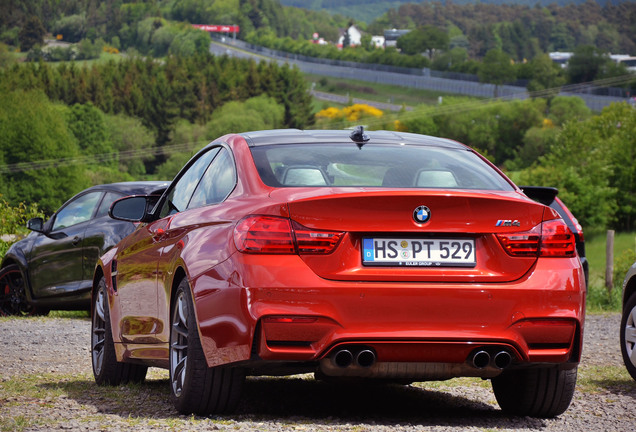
<box><xmin>92</xmin><ymin>266</ymin><xmax>105</xmax><ymax>314</ymax></box>
<box><xmin>624</xmin><ymin>274</ymin><xmax>636</xmax><ymax>311</ymax></box>
<box><xmin>620</xmin><ymin>276</ymin><xmax>636</xmax><ymax>381</ymax></box>
<box><xmin>170</xmin><ymin>267</ymin><xmax>188</xmax><ymax>310</ymax></box>
<box><xmin>169</xmin><ymin>276</ymin><xmax>244</xmax><ymax>415</ymax></box>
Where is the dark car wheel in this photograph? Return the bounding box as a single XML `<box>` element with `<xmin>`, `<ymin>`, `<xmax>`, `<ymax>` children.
<box><xmin>491</xmin><ymin>366</ymin><xmax>577</xmax><ymax>418</ymax></box>
<box><xmin>170</xmin><ymin>278</ymin><xmax>244</xmax><ymax>415</ymax></box>
<box><xmin>92</xmin><ymin>277</ymin><xmax>147</xmax><ymax>385</ymax></box>
<box><xmin>0</xmin><ymin>264</ymin><xmax>48</xmax><ymax>316</ymax></box>
<box><xmin>620</xmin><ymin>291</ymin><xmax>636</xmax><ymax>381</ymax></box>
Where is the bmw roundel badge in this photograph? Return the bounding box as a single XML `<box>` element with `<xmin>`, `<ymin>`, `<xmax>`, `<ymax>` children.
<box><xmin>413</xmin><ymin>205</ymin><xmax>431</xmax><ymax>223</ymax></box>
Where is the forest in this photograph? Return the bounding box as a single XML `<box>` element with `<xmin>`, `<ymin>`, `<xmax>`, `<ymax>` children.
<box><xmin>279</xmin><ymin>0</ymin><xmax>633</xmax><ymax>24</ymax></box>
<box><xmin>0</xmin><ymin>0</ymin><xmax>634</xmax><ymax>236</ymax></box>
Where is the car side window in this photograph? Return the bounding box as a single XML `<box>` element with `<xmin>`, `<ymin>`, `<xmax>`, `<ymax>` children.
<box><xmin>52</xmin><ymin>192</ymin><xmax>103</xmax><ymax>231</ymax></box>
<box><xmin>188</xmin><ymin>148</ymin><xmax>236</xmax><ymax>209</ymax></box>
<box><xmin>159</xmin><ymin>147</ymin><xmax>221</xmax><ymax>218</ymax></box>
<box><xmin>95</xmin><ymin>192</ymin><xmax>124</xmax><ymax>218</ymax></box>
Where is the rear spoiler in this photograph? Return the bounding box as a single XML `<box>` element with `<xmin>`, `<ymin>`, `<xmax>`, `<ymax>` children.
<box><xmin>519</xmin><ymin>186</ymin><xmax>558</xmax><ymax>206</ymax></box>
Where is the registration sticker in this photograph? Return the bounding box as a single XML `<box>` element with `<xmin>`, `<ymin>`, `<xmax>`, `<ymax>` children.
<box><xmin>363</xmin><ymin>237</ymin><xmax>476</xmax><ymax>267</ymax></box>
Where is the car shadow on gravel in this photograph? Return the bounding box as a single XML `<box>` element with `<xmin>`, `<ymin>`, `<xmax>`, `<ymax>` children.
<box><xmin>42</xmin><ymin>376</ymin><xmax>547</xmax><ymax>429</ymax></box>
<box><xmin>236</xmin><ymin>377</ymin><xmax>546</xmax><ymax>429</ymax></box>
<box><xmin>587</xmin><ymin>377</ymin><xmax>636</xmax><ymax>400</ymax></box>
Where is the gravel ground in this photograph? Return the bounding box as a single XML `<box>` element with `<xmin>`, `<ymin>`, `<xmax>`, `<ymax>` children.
<box><xmin>0</xmin><ymin>314</ymin><xmax>634</xmax><ymax>432</ymax></box>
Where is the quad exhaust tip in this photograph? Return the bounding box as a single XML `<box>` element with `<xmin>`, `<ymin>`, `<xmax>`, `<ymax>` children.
<box><xmin>332</xmin><ymin>347</ymin><xmax>376</xmax><ymax>368</ymax></box>
<box><xmin>472</xmin><ymin>350</ymin><xmax>491</xmax><ymax>369</ymax></box>
<box><xmin>333</xmin><ymin>349</ymin><xmax>353</xmax><ymax>368</ymax></box>
<box><xmin>470</xmin><ymin>349</ymin><xmax>513</xmax><ymax>369</ymax></box>
<box><xmin>356</xmin><ymin>349</ymin><xmax>376</xmax><ymax>368</ymax></box>
<box><xmin>494</xmin><ymin>351</ymin><xmax>512</xmax><ymax>369</ymax></box>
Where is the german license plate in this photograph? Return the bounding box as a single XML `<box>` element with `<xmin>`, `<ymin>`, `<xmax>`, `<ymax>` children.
<box><xmin>362</xmin><ymin>238</ymin><xmax>476</xmax><ymax>267</ymax></box>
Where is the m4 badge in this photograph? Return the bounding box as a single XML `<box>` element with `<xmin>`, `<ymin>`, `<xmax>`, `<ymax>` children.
<box><xmin>496</xmin><ymin>220</ymin><xmax>521</xmax><ymax>227</ymax></box>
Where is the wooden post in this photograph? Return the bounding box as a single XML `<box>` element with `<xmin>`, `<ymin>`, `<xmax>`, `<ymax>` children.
<box><xmin>605</xmin><ymin>230</ymin><xmax>615</xmax><ymax>293</ymax></box>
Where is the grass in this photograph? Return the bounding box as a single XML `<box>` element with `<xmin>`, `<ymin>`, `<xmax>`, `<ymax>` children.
<box><xmin>585</xmin><ymin>231</ymin><xmax>636</xmax><ymax>312</ymax></box>
<box><xmin>577</xmin><ymin>365</ymin><xmax>634</xmax><ymax>394</ymax></box>
<box><xmin>305</xmin><ymin>73</ymin><xmax>469</xmax><ymax>108</ymax></box>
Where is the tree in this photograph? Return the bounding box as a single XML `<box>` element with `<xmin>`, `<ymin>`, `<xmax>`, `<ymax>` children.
<box><xmin>526</xmin><ymin>54</ymin><xmax>565</xmax><ymax>99</ymax></box>
<box><xmin>52</xmin><ymin>14</ymin><xmax>86</xmax><ymax>43</ymax></box>
<box><xmin>342</xmin><ymin>27</ymin><xmax>351</xmax><ymax>48</ymax></box>
<box><xmin>547</xmin><ymin>96</ymin><xmax>591</xmax><ymax>126</ymax></box>
<box><xmin>66</xmin><ymin>103</ymin><xmax>113</xmax><ymax>156</ymax></box>
<box><xmin>397</xmin><ymin>25</ymin><xmax>449</xmax><ymax>58</ymax></box>
<box><xmin>18</xmin><ymin>16</ymin><xmax>46</xmax><ymax>52</ymax></box>
<box><xmin>567</xmin><ymin>45</ymin><xmax>613</xmax><ymax>84</ymax></box>
<box><xmin>514</xmin><ymin>102</ymin><xmax>636</xmax><ymax>230</ymax></box>
<box><xmin>0</xmin><ymin>89</ymin><xmax>89</xmax><ymax>213</ymax></box>
<box><xmin>478</xmin><ymin>49</ymin><xmax>516</xmax><ymax>98</ymax></box>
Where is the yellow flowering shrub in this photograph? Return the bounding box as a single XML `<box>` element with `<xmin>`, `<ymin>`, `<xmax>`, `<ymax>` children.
<box><xmin>343</xmin><ymin>104</ymin><xmax>383</xmax><ymax>122</ymax></box>
<box><xmin>316</xmin><ymin>107</ymin><xmax>344</xmax><ymax>120</ymax></box>
<box><xmin>393</xmin><ymin>120</ymin><xmax>408</xmax><ymax>132</ymax></box>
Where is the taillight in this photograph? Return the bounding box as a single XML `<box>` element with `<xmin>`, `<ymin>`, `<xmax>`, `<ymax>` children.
<box><xmin>292</xmin><ymin>221</ymin><xmax>343</xmax><ymax>254</ymax></box>
<box><xmin>234</xmin><ymin>216</ymin><xmax>295</xmax><ymax>254</ymax></box>
<box><xmin>497</xmin><ymin>219</ymin><xmax>575</xmax><ymax>258</ymax></box>
<box><xmin>539</xmin><ymin>219</ymin><xmax>576</xmax><ymax>257</ymax></box>
<box><xmin>234</xmin><ymin>216</ymin><xmax>343</xmax><ymax>255</ymax></box>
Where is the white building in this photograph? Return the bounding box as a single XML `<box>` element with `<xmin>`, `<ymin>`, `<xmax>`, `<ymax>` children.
<box><xmin>337</xmin><ymin>25</ymin><xmax>362</xmax><ymax>48</ymax></box>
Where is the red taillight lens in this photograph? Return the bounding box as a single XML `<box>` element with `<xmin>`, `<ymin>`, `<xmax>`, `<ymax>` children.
<box><xmin>539</xmin><ymin>219</ymin><xmax>576</xmax><ymax>257</ymax></box>
<box><xmin>497</xmin><ymin>224</ymin><xmax>541</xmax><ymax>257</ymax></box>
<box><xmin>234</xmin><ymin>216</ymin><xmax>344</xmax><ymax>255</ymax></box>
<box><xmin>497</xmin><ymin>219</ymin><xmax>575</xmax><ymax>258</ymax></box>
<box><xmin>292</xmin><ymin>221</ymin><xmax>343</xmax><ymax>254</ymax></box>
<box><xmin>234</xmin><ymin>216</ymin><xmax>295</xmax><ymax>254</ymax></box>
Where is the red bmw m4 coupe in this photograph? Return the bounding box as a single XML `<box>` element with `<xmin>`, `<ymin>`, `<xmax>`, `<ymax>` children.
<box><xmin>91</xmin><ymin>127</ymin><xmax>585</xmax><ymax>418</ymax></box>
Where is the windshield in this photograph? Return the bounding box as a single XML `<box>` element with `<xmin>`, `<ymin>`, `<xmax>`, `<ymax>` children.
<box><xmin>250</xmin><ymin>143</ymin><xmax>514</xmax><ymax>191</ymax></box>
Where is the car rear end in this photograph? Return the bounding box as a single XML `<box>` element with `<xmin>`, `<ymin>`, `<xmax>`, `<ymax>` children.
<box><xmin>229</xmin><ymin>130</ymin><xmax>585</xmax><ymax>380</ymax></box>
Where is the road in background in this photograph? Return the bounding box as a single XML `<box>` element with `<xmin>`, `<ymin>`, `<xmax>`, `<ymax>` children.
<box><xmin>210</xmin><ymin>39</ymin><xmax>626</xmax><ymax>111</ymax></box>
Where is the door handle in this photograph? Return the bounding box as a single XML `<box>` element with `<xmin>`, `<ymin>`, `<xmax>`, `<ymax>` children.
<box><xmin>72</xmin><ymin>236</ymin><xmax>81</xmax><ymax>246</ymax></box>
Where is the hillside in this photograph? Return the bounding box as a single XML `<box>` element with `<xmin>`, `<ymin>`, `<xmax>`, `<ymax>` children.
<box><xmin>279</xmin><ymin>0</ymin><xmax>631</xmax><ymax>23</ymax></box>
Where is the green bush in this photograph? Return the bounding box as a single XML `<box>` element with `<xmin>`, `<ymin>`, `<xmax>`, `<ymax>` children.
<box><xmin>0</xmin><ymin>194</ymin><xmax>44</xmax><ymax>260</ymax></box>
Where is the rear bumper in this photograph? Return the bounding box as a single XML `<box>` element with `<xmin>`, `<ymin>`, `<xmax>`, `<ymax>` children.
<box><xmin>193</xmin><ymin>254</ymin><xmax>585</xmax><ymax>377</ymax></box>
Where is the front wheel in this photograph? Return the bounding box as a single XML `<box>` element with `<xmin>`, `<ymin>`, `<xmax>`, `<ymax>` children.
<box><xmin>91</xmin><ymin>277</ymin><xmax>147</xmax><ymax>385</ymax></box>
<box><xmin>620</xmin><ymin>291</ymin><xmax>636</xmax><ymax>381</ymax></box>
<box><xmin>0</xmin><ymin>264</ymin><xmax>45</xmax><ymax>316</ymax></box>
<box><xmin>170</xmin><ymin>278</ymin><xmax>244</xmax><ymax>415</ymax></box>
<box><xmin>491</xmin><ymin>366</ymin><xmax>577</xmax><ymax>418</ymax></box>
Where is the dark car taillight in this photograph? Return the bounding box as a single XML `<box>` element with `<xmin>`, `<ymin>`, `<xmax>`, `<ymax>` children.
<box><xmin>497</xmin><ymin>219</ymin><xmax>576</xmax><ymax>258</ymax></box>
<box><xmin>234</xmin><ymin>216</ymin><xmax>343</xmax><ymax>255</ymax></box>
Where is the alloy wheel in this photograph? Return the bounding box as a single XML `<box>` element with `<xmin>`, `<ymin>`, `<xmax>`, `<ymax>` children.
<box><xmin>0</xmin><ymin>265</ymin><xmax>30</xmax><ymax>316</ymax></box>
<box><xmin>170</xmin><ymin>290</ymin><xmax>189</xmax><ymax>397</ymax></box>
<box><xmin>624</xmin><ymin>303</ymin><xmax>636</xmax><ymax>369</ymax></box>
<box><xmin>91</xmin><ymin>285</ymin><xmax>107</xmax><ymax>376</ymax></box>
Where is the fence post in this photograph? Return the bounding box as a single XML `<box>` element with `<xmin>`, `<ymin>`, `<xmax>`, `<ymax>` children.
<box><xmin>605</xmin><ymin>230</ymin><xmax>615</xmax><ymax>293</ymax></box>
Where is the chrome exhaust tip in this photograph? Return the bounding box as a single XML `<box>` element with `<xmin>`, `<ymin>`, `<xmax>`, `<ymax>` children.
<box><xmin>333</xmin><ymin>349</ymin><xmax>353</xmax><ymax>368</ymax></box>
<box><xmin>472</xmin><ymin>350</ymin><xmax>491</xmax><ymax>369</ymax></box>
<box><xmin>356</xmin><ymin>349</ymin><xmax>376</xmax><ymax>368</ymax></box>
<box><xmin>494</xmin><ymin>351</ymin><xmax>512</xmax><ymax>369</ymax></box>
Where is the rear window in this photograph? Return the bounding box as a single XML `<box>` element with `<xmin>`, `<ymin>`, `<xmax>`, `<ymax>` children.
<box><xmin>250</xmin><ymin>143</ymin><xmax>514</xmax><ymax>191</ymax></box>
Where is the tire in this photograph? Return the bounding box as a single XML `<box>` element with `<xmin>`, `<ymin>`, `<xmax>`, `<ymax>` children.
<box><xmin>0</xmin><ymin>264</ymin><xmax>47</xmax><ymax>316</ymax></box>
<box><xmin>91</xmin><ymin>277</ymin><xmax>147</xmax><ymax>385</ymax></box>
<box><xmin>170</xmin><ymin>278</ymin><xmax>244</xmax><ymax>415</ymax></box>
<box><xmin>620</xmin><ymin>291</ymin><xmax>636</xmax><ymax>381</ymax></box>
<box><xmin>491</xmin><ymin>366</ymin><xmax>577</xmax><ymax>418</ymax></box>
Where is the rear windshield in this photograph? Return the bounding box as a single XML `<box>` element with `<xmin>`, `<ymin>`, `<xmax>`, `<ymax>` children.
<box><xmin>250</xmin><ymin>143</ymin><xmax>514</xmax><ymax>191</ymax></box>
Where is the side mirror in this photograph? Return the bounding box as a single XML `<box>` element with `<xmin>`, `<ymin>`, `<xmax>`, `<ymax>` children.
<box><xmin>110</xmin><ymin>196</ymin><xmax>155</xmax><ymax>222</ymax></box>
<box><xmin>27</xmin><ymin>217</ymin><xmax>44</xmax><ymax>232</ymax></box>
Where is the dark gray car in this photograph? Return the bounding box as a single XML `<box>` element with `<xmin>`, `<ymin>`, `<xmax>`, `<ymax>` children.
<box><xmin>0</xmin><ymin>181</ymin><xmax>168</xmax><ymax>316</ymax></box>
